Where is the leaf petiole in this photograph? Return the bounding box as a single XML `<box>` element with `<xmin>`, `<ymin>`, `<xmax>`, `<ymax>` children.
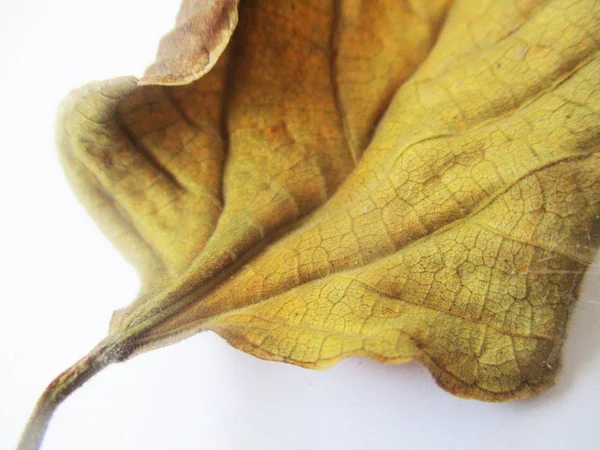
<box><xmin>17</xmin><ymin>338</ymin><xmax>123</xmax><ymax>450</ymax></box>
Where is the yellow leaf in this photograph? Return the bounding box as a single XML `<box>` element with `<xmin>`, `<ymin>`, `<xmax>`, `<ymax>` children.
<box><xmin>18</xmin><ymin>0</ymin><xmax>600</xmax><ymax>448</ymax></box>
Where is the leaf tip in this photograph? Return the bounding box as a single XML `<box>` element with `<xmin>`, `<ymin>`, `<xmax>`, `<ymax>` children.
<box><xmin>139</xmin><ymin>0</ymin><xmax>239</xmax><ymax>86</ymax></box>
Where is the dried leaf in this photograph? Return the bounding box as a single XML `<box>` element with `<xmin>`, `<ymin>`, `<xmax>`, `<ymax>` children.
<box><xmin>140</xmin><ymin>0</ymin><xmax>240</xmax><ymax>85</ymax></box>
<box><xmin>19</xmin><ymin>0</ymin><xmax>600</xmax><ymax>448</ymax></box>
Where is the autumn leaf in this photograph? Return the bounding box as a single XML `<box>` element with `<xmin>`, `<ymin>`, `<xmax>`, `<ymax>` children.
<box><xmin>19</xmin><ymin>0</ymin><xmax>600</xmax><ymax>448</ymax></box>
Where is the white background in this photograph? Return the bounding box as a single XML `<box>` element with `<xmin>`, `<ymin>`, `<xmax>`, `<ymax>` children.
<box><xmin>1</xmin><ymin>1</ymin><xmax>600</xmax><ymax>449</ymax></box>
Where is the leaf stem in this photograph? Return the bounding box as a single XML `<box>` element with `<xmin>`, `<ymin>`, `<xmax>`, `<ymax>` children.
<box><xmin>17</xmin><ymin>338</ymin><xmax>122</xmax><ymax>450</ymax></box>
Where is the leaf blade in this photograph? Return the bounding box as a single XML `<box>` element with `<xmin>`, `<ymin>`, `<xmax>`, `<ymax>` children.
<box><xmin>55</xmin><ymin>0</ymin><xmax>600</xmax><ymax>400</ymax></box>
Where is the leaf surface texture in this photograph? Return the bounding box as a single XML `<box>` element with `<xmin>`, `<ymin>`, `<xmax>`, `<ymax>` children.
<box><xmin>58</xmin><ymin>0</ymin><xmax>600</xmax><ymax>401</ymax></box>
